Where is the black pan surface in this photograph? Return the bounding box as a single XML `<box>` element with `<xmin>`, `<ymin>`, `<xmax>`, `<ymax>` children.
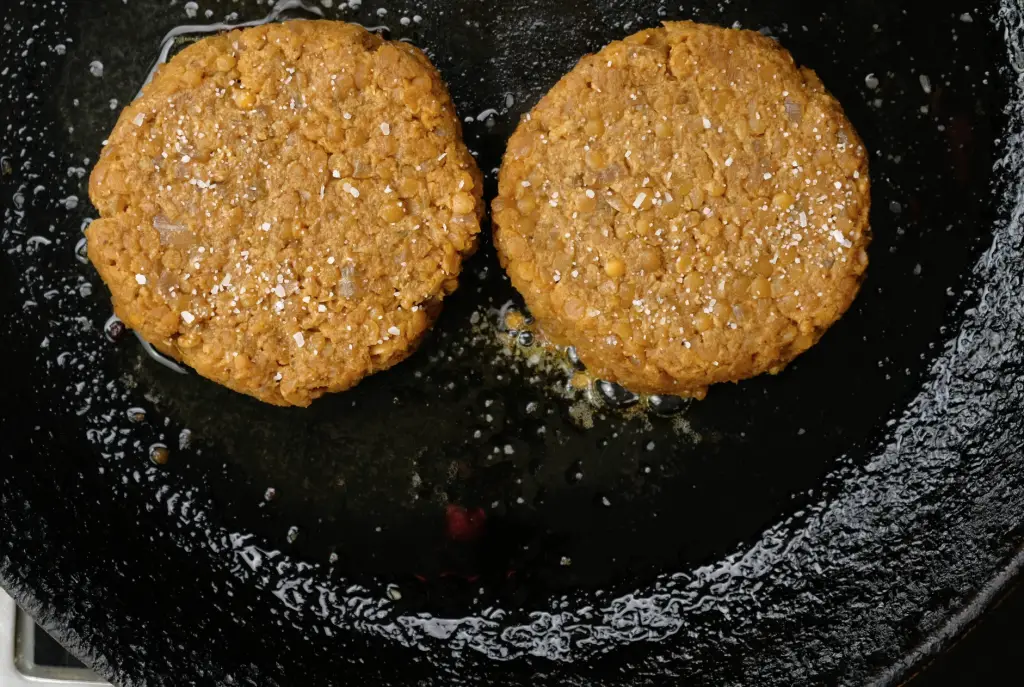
<box><xmin>3</xmin><ymin>0</ymin><xmax>1024</xmax><ymax>684</ymax></box>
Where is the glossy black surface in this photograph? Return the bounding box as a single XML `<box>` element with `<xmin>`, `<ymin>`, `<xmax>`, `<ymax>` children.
<box><xmin>3</xmin><ymin>0</ymin><xmax>1024</xmax><ymax>685</ymax></box>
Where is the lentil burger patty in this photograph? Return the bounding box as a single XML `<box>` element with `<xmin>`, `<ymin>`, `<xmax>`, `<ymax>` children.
<box><xmin>88</xmin><ymin>20</ymin><xmax>483</xmax><ymax>406</ymax></box>
<box><xmin>492</xmin><ymin>21</ymin><xmax>870</xmax><ymax>397</ymax></box>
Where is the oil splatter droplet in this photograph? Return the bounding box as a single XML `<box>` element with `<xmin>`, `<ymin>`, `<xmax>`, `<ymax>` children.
<box><xmin>149</xmin><ymin>443</ymin><xmax>170</xmax><ymax>465</ymax></box>
<box><xmin>74</xmin><ymin>237</ymin><xmax>88</xmax><ymax>264</ymax></box>
<box><xmin>103</xmin><ymin>314</ymin><xmax>126</xmax><ymax>342</ymax></box>
<box><xmin>648</xmin><ymin>394</ymin><xmax>688</xmax><ymax>417</ymax></box>
<box><xmin>595</xmin><ymin>380</ymin><xmax>639</xmax><ymax>408</ymax></box>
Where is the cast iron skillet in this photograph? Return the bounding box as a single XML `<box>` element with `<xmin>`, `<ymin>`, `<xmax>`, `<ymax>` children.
<box><xmin>3</xmin><ymin>0</ymin><xmax>1024</xmax><ymax>684</ymax></box>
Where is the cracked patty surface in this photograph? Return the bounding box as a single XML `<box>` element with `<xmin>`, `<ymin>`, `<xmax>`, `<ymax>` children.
<box><xmin>492</xmin><ymin>21</ymin><xmax>870</xmax><ymax>397</ymax></box>
<box><xmin>87</xmin><ymin>20</ymin><xmax>483</xmax><ymax>406</ymax></box>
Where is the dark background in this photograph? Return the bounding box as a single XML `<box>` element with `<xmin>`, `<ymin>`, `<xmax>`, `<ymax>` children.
<box><xmin>911</xmin><ymin>581</ymin><xmax>1024</xmax><ymax>686</ymax></box>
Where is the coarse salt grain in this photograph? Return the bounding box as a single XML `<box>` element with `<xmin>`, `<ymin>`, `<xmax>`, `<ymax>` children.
<box><xmin>702</xmin><ymin>117</ymin><xmax>712</xmax><ymax>129</ymax></box>
<box><xmin>585</xmin><ymin>189</ymin><xmax>595</xmax><ymax>198</ymax></box>
<box><xmin>132</xmin><ymin>112</ymin><xmax>146</xmax><ymax>126</ymax></box>
<box><xmin>632</xmin><ymin>192</ymin><xmax>647</xmax><ymax>209</ymax></box>
<box><xmin>380</xmin><ymin>122</ymin><xmax>390</xmax><ymax>135</ymax></box>
<box><xmin>293</xmin><ymin>332</ymin><xmax>305</xmax><ymax>347</ymax></box>
<box><xmin>387</xmin><ymin>326</ymin><xmax>400</xmax><ymax>336</ymax></box>
<box><xmin>327</xmin><ymin>256</ymin><xmax>335</xmax><ymax>264</ymax></box>
<box><xmin>135</xmin><ymin>274</ymin><xmax>147</xmax><ymax>285</ymax></box>
<box><xmin>180</xmin><ymin>310</ymin><xmax>195</xmax><ymax>324</ymax></box>
<box><xmin>261</xmin><ymin>222</ymin><xmax>271</xmax><ymax>231</ymax></box>
<box><xmin>831</xmin><ymin>229</ymin><xmax>852</xmax><ymax>248</ymax></box>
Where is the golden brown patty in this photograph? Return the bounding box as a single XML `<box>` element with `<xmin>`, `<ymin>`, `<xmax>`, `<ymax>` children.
<box><xmin>492</xmin><ymin>21</ymin><xmax>870</xmax><ymax>397</ymax></box>
<box><xmin>88</xmin><ymin>20</ymin><xmax>483</xmax><ymax>406</ymax></box>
